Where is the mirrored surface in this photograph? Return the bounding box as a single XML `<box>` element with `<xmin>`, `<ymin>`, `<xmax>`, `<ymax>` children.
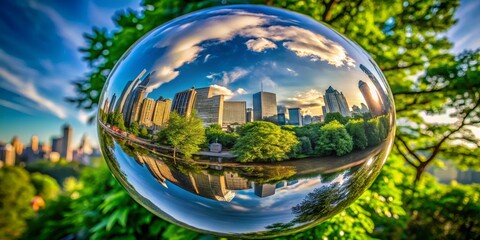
<box><xmin>97</xmin><ymin>5</ymin><xmax>395</xmax><ymax>238</ymax></box>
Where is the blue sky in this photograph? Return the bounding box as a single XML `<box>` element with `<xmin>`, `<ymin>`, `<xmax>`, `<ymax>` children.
<box><xmin>1</xmin><ymin>0</ymin><xmax>479</xmax><ymax>147</ymax></box>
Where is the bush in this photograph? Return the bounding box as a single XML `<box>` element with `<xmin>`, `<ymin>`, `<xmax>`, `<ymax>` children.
<box><xmin>315</xmin><ymin>120</ymin><xmax>353</xmax><ymax>156</ymax></box>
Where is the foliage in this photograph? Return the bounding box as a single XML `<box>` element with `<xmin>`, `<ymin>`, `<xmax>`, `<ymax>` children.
<box><xmin>59</xmin><ymin>0</ymin><xmax>480</xmax><ymax>238</ymax></box>
<box><xmin>205</xmin><ymin>124</ymin><xmax>238</xmax><ymax>148</ymax></box>
<box><xmin>293</xmin><ymin>122</ymin><xmax>324</xmax><ymax>149</ymax></box>
<box><xmin>25</xmin><ymin>159</ymin><xmax>82</xmax><ymax>185</ymax></box>
<box><xmin>315</xmin><ymin>120</ymin><xmax>353</xmax><ymax>156</ymax></box>
<box><xmin>107</xmin><ymin>111</ymin><xmax>126</xmax><ymax>131</ymax></box>
<box><xmin>324</xmin><ymin>112</ymin><xmax>348</xmax><ymax>125</ymax></box>
<box><xmin>365</xmin><ymin>118</ymin><xmax>381</xmax><ymax>146</ymax></box>
<box><xmin>157</xmin><ymin>111</ymin><xmax>205</xmax><ymax>158</ymax></box>
<box><xmin>345</xmin><ymin>119</ymin><xmax>368</xmax><ymax>150</ymax></box>
<box><xmin>23</xmin><ymin>164</ymin><xmax>201</xmax><ymax>240</ymax></box>
<box><xmin>233</xmin><ymin>121</ymin><xmax>299</xmax><ymax>162</ymax></box>
<box><xmin>129</xmin><ymin>121</ymin><xmax>140</xmax><ymax>135</ymax></box>
<box><xmin>0</xmin><ymin>167</ymin><xmax>36</xmax><ymax>239</ymax></box>
<box><xmin>139</xmin><ymin>126</ymin><xmax>149</xmax><ymax>138</ymax></box>
<box><xmin>30</xmin><ymin>172</ymin><xmax>61</xmax><ymax>202</ymax></box>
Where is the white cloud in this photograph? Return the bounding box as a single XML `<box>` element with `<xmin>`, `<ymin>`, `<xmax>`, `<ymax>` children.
<box><xmin>279</xmin><ymin>89</ymin><xmax>324</xmax><ymax>115</ymax></box>
<box><xmin>245</xmin><ymin>37</ymin><xmax>277</xmax><ymax>52</ymax></box>
<box><xmin>144</xmin><ymin>9</ymin><xmax>355</xmax><ymax>93</ymax></box>
<box><xmin>28</xmin><ymin>0</ymin><xmax>87</xmax><ymax>50</ymax></box>
<box><xmin>235</xmin><ymin>88</ymin><xmax>248</xmax><ymax>95</ymax></box>
<box><xmin>209</xmin><ymin>84</ymin><xmax>248</xmax><ymax>100</ymax></box>
<box><xmin>210</xmin><ymin>84</ymin><xmax>234</xmax><ymax>99</ymax></box>
<box><xmin>286</xmin><ymin>67</ymin><xmax>298</xmax><ymax>76</ymax></box>
<box><xmin>0</xmin><ymin>67</ymin><xmax>68</xmax><ymax>119</ymax></box>
<box><xmin>240</xmin><ymin>25</ymin><xmax>356</xmax><ymax>67</ymax></box>
<box><xmin>147</xmin><ymin>12</ymin><xmax>270</xmax><ymax>93</ymax></box>
<box><xmin>206</xmin><ymin>67</ymin><xmax>249</xmax><ymax>86</ymax></box>
<box><xmin>0</xmin><ymin>99</ymin><xmax>33</xmax><ymax>115</ymax></box>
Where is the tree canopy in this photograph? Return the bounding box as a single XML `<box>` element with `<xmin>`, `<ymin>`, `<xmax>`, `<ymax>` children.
<box><xmin>233</xmin><ymin>121</ymin><xmax>299</xmax><ymax>162</ymax></box>
<box><xmin>157</xmin><ymin>111</ymin><xmax>205</xmax><ymax>158</ymax></box>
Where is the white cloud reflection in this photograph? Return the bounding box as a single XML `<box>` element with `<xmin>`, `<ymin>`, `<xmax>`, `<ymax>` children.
<box><xmin>146</xmin><ymin>10</ymin><xmax>355</xmax><ymax>92</ymax></box>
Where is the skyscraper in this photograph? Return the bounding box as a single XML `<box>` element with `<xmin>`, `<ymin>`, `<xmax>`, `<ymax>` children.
<box><xmin>152</xmin><ymin>98</ymin><xmax>172</xmax><ymax>126</ymax></box>
<box><xmin>11</xmin><ymin>136</ymin><xmax>23</xmax><ymax>156</ymax></box>
<box><xmin>358</xmin><ymin>80</ymin><xmax>383</xmax><ymax>117</ymax></box>
<box><xmin>223</xmin><ymin>101</ymin><xmax>246</xmax><ymax>128</ymax></box>
<box><xmin>323</xmin><ymin>86</ymin><xmax>351</xmax><ymax>117</ymax></box>
<box><xmin>0</xmin><ymin>144</ymin><xmax>15</xmax><ymax>167</ymax></box>
<box><xmin>115</xmin><ymin>69</ymin><xmax>146</xmax><ymax>113</ymax></box>
<box><xmin>194</xmin><ymin>87</ymin><xmax>224</xmax><ymax>127</ymax></box>
<box><xmin>61</xmin><ymin>124</ymin><xmax>73</xmax><ymax>161</ymax></box>
<box><xmin>277</xmin><ymin>113</ymin><xmax>286</xmax><ymax>125</ymax></box>
<box><xmin>108</xmin><ymin>93</ymin><xmax>117</xmax><ymax>113</ymax></box>
<box><xmin>360</xmin><ymin>64</ymin><xmax>390</xmax><ymax>113</ymax></box>
<box><xmin>124</xmin><ymin>72</ymin><xmax>153</xmax><ymax>126</ymax></box>
<box><xmin>126</xmin><ymin>87</ymin><xmax>146</xmax><ymax>126</ymax></box>
<box><xmin>102</xmin><ymin>98</ymin><xmax>109</xmax><ymax>113</ymax></box>
<box><xmin>139</xmin><ymin>98</ymin><xmax>155</xmax><ymax>127</ymax></box>
<box><xmin>246</xmin><ymin>108</ymin><xmax>254</xmax><ymax>122</ymax></box>
<box><xmin>51</xmin><ymin>137</ymin><xmax>63</xmax><ymax>154</ymax></box>
<box><xmin>171</xmin><ymin>87</ymin><xmax>197</xmax><ymax>117</ymax></box>
<box><xmin>253</xmin><ymin>91</ymin><xmax>278</xmax><ymax>123</ymax></box>
<box><xmin>30</xmin><ymin>135</ymin><xmax>39</xmax><ymax>152</ymax></box>
<box><xmin>288</xmin><ymin>108</ymin><xmax>303</xmax><ymax>126</ymax></box>
<box><xmin>254</xmin><ymin>183</ymin><xmax>276</xmax><ymax>198</ymax></box>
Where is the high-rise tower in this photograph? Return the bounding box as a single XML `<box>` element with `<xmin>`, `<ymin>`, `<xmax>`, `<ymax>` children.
<box><xmin>253</xmin><ymin>91</ymin><xmax>278</xmax><ymax>123</ymax></box>
<box><xmin>358</xmin><ymin>80</ymin><xmax>383</xmax><ymax>117</ymax></box>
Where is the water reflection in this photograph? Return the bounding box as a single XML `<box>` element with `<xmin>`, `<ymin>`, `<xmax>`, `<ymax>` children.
<box><xmin>97</xmin><ymin>5</ymin><xmax>395</xmax><ymax>238</ymax></box>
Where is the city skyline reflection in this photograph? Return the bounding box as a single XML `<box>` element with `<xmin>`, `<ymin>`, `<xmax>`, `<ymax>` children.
<box><xmin>97</xmin><ymin>5</ymin><xmax>395</xmax><ymax>238</ymax></box>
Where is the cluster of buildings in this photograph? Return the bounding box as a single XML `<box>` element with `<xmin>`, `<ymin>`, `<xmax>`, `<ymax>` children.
<box><xmin>0</xmin><ymin>124</ymin><xmax>99</xmax><ymax>167</ymax></box>
<box><xmin>135</xmin><ymin>152</ymin><xmax>299</xmax><ymax>201</ymax></box>
<box><xmin>104</xmin><ymin>64</ymin><xmax>390</xmax><ymax>132</ymax></box>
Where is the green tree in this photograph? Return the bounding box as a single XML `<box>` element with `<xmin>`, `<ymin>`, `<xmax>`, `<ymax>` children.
<box><xmin>205</xmin><ymin>124</ymin><xmax>238</xmax><ymax>148</ymax></box>
<box><xmin>233</xmin><ymin>121</ymin><xmax>299</xmax><ymax>162</ymax></box>
<box><xmin>158</xmin><ymin>111</ymin><xmax>205</xmax><ymax>159</ymax></box>
<box><xmin>293</xmin><ymin>123</ymin><xmax>324</xmax><ymax>149</ymax></box>
<box><xmin>0</xmin><ymin>167</ymin><xmax>35</xmax><ymax>239</ymax></box>
<box><xmin>345</xmin><ymin>119</ymin><xmax>368</xmax><ymax>150</ymax></box>
<box><xmin>129</xmin><ymin>121</ymin><xmax>140</xmax><ymax>135</ymax></box>
<box><xmin>324</xmin><ymin>112</ymin><xmax>348</xmax><ymax>125</ymax></box>
<box><xmin>140</xmin><ymin>126</ymin><xmax>149</xmax><ymax>138</ymax></box>
<box><xmin>315</xmin><ymin>120</ymin><xmax>353</xmax><ymax>156</ymax></box>
<box><xmin>30</xmin><ymin>172</ymin><xmax>61</xmax><ymax>202</ymax></box>
<box><xmin>365</xmin><ymin>118</ymin><xmax>381</xmax><ymax>146</ymax></box>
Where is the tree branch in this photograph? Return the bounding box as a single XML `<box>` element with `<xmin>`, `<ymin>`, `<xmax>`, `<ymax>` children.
<box><xmin>394</xmin><ymin>142</ymin><xmax>419</xmax><ymax>168</ymax></box>
<box><xmin>396</xmin><ymin>135</ymin><xmax>424</xmax><ymax>164</ymax></box>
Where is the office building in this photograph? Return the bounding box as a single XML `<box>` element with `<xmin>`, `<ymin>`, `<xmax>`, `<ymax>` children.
<box><xmin>11</xmin><ymin>136</ymin><xmax>24</xmax><ymax>156</ymax></box>
<box><xmin>108</xmin><ymin>94</ymin><xmax>117</xmax><ymax>113</ymax></box>
<box><xmin>223</xmin><ymin>101</ymin><xmax>246</xmax><ymax>128</ymax></box>
<box><xmin>358</xmin><ymin>80</ymin><xmax>383</xmax><ymax>117</ymax></box>
<box><xmin>253</xmin><ymin>91</ymin><xmax>278</xmax><ymax>123</ymax></box>
<box><xmin>115</xmin><ymin>69</ymin><xmax>146</xmax><ymax>113</ymax></box>
<box><xmin>51</xmin><ymin>137</ymin><xmax>63</xmax><ymax>154</ymax></box>
<box><xmin>139</xmin><ymin>98</ymin><xmax>155</xmax><ymax>127</ymax></box>
<box><xmin>288</xmin><ymin>108</ymin><xmax>303</xmax><ymax>126</ymax></box>
<box><xmin>103</xmin><ymin>98</ymin><xmax>109</xmax><ymax>113</ymax></box>
<box><xmin>0</xmin><ymin>144</ymin><xmax>15</xmax><ymax>167</ymax></box>
<box><xmin>303</xmin><ymin>115</ymin><xmax>312</xmax><ymax>125</ymax></box>
<box><xmin>125</xmin><ymin>72</ymin><xmax>154</xmax><ymax>126</ymax></box>
<box><xmin>277</xmin><ymin>113</ymin><xmax>286</xmax><ymax>125</ymax></box>
<box><xmin>171</xmin><ymin>87</ymin><xmax>197</xmax><ymax>117</ymax></box>
<box><xmin>31</xmin><ymin>135</ymin><xmax>39</xmax><ymax>152</ymax></box>
<box><xmin>246</xmin><ymin>108</ymin><xmax>254</xmax><ymax>122</ymax></box>
<box><xmin>152</xmin><ymin>98</ymin><xmax>172</xmax><ymax>126</ymax></box>
<box><xmin>360</xmin><ymin>64</ymin><xmax>390</xmax><ymax>113</ymax></box>
<box><xmin>61</xmin><ymin>124</ymin><xmax>73</xmax><ymax>161</ymax></box>
<box><xmin>194</xmin><ymin>87</ymin><xmax>224</xmax><ymax>126</ymax></box>
<box><xmin>323</xmin><ymin>86</ymin><xmax>351</xmax><ymax>117</ymax></box>
<box><xmin>224</xmin><ymin>173</ymin><xmax>250</xmax><ymax>190</ymax></box>
<box><xmin>254</xmin><ymin>183</ymin><xmax>276</xmax><ymax>198</ymax></box>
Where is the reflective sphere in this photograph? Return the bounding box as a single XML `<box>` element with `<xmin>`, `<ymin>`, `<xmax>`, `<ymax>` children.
<box><xmin>98</xmin><ymin>5</ymin><xmax>395</xmax><ymax>238</ymax></box>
